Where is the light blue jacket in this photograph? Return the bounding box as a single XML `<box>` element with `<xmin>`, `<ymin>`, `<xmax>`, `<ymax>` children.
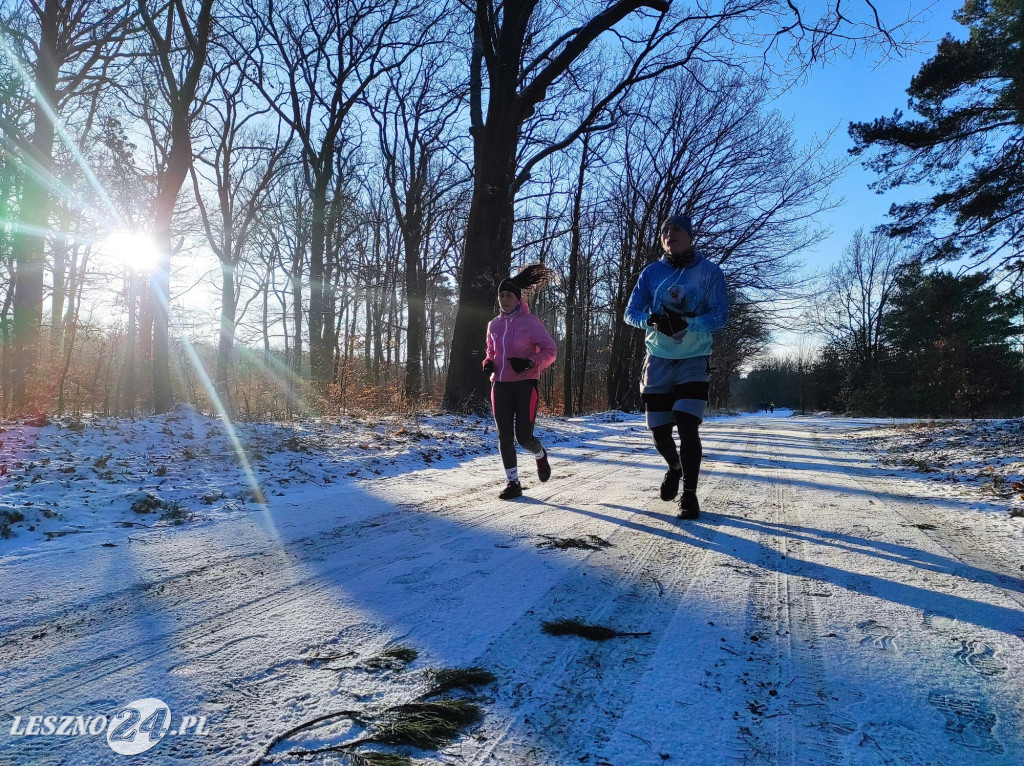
<box><xmin>624</xmin><ymin>252</ymin><xmax>729</xmax><ymax>359</ymax></box>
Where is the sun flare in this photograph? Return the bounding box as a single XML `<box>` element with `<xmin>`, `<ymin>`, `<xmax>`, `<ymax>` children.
<box><xmin>100</xmin><ymin>230</ymin><xmax>162</xmax><ymax>272</ymax></box>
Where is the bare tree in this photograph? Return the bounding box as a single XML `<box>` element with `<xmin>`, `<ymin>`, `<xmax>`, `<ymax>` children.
<box><xmin>442</xmin><ymin>0</ymin><xmax>914</xmax><ymax>412</ymax></box>
<box><xmin>251</xmin><ymin>165</ymin><xmax>310</xmax><ymax>378</ymax></box>
<box><xmin>85</xmin><ymin>111</ymin><xmax>164</xmax><ymax>413</ymax></box>
<box><xmin>238</xmin><ymin>0</ymin><xmax>422</xmax><ymax>388</ymax></box>
<box><xmin>0</xmin><ymin>47</ymin><xmax>33</xmax><ymax>412</ymax></box>
<box><xmin>811</xmin><ymin>226</ymin><xmax>913</xmax><ymax>385</ymax></box>
<box><xmin>190</xmin><ymin>42</ymin><xmax>291</xmax><ymax>416</ymax></box>
<box><xmin>369</xmin><ymin>41</ymin><xmax>470</xmax><ymax>401</ymax></box>
<box><xmin>2</xmin><ymin>0</ymin><xmax>131</xmax><ymax>411</ymax></box>
<box><xmin>444</xmin><ymin>0</ymin><xmax>674</xmax><ymax>411</ymax></box>
<box><xmin>136</xmin><ymin>0</ymin><xmax>215</xmax><ymax>413</ymax></box>
<box><xmin>562</xmin><ymin>132</ymin><xmax>594</xmax><ymax>416</ymax></box>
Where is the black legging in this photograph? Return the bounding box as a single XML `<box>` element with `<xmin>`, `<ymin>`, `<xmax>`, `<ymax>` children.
<box><xmin>491</xmin><ymin>380</ymin><xmax>543</xmax><ymax>470</ymax></box>
<box><xmin>652</xmin><ymin>411</ymin><xmax>702</xmax><ymax>492</ymax></box>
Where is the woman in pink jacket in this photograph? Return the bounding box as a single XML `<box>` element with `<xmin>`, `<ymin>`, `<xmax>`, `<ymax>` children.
<box><xmin>482</xmin><ymin>264</ymin><xmax>558</xmax><ymax>499</ymax></box>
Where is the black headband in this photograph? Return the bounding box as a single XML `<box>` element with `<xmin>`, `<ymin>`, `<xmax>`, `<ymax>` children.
<box><xmin>497</xmin><ymin>278</ymin><xmax>521</xmax><ymax>299</ymax></box>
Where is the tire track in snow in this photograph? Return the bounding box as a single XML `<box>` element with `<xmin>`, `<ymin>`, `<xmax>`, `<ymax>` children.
<box><xmin>1</xmin><ymin>446</ymin><xmax>632</xmax><ymax>714</ymax></box>
<box><xmin>773</xmin><ymin>419</ymin><xmax>1024</xmax><ymax>764</ymax></box>
<box><xmin>455</xmin><ymin>420</ymin><xmax>770</xmax><ymax>765</ymax></box>
<box><xmin>714</xmin><ymin>421</ymin><xmax>858</xmax><ymax>766</ymax></box>
<box><xmin>0</xmin><ymin>421</ymin><xmax>672</xmax><ymax>744</ymax></box>
<box><xmin>530</xmin><ymin>454</ymin><xmax>760</xmax><ymax>763</ymax></box>
<box><xmin>4</xmin><ymin>434</ymin><xmax>673</xmax><ymax>763</ymax></box>
<box><xmin>751</xmin><ymin>426</ymin><xmax>861</xmax><ymax>766</ymax></box>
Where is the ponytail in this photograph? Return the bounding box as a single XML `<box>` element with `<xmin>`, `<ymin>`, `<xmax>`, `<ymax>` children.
<box><xmin>509</xmin><ymin>264</ymin><xmax>555</xmax><ymax>297</ymax></box>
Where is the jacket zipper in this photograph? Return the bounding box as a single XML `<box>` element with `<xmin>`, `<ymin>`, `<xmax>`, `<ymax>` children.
<box><xmin>499</xmin><ymin>314</ymin><xmax>511</xmax><ymax>379</ymax></box>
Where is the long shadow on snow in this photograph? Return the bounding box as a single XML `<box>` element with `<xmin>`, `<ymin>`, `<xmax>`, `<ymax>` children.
<box><xmin>702</xmin><ymin>430</ymin><xmax>978</xmax><ymax>514</ymax></box>
<box><xmin>547</xmin><ymin>503</ymin><xmax>1024</xmax><ymax>639</ymax></box>
<box><xmin>2</xmin><ymin>474</ymin><xmax>621</xmax><ymax>765</ymax></box>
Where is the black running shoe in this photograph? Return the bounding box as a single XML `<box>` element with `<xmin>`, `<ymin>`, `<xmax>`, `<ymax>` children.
<box><xmin>536</xmin><ymin>451</ymin><xmax>551</xmax><ymax>482</ymax></box>
<box><xmin>498</xmin><ymin>480</ymin><xmax>523</xmax><ymax>500</ymax></box>
<box><xmin>677</xmin><ymin>490</ymin><xmax>700</xmax><ymax>519</ymax></box>
<box><xmin>660</xmin><ymin>467</ymin><xmax>682</xmax><ymax>500</ymax></box>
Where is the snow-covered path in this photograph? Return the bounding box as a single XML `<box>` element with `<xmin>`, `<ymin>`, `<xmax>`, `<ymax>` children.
<box><xmin>2</xmin><ymin>413</ymin><xmax>1024</xmax><ymax>765</ymax></box>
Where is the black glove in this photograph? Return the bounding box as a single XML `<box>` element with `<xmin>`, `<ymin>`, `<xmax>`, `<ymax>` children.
<box><xmin>482</xmin><ymin>358</ymin><xmax>495</xmax><ymax>375</ymax></box>
<box><xmin>507</xmin><ymin>357</ymin><xmax>534</xmax><ymax>373</ymax></box>
<box><xmin>647</xmin><ymin>308</ymin><xmax>688</xmax><ymax>336</ymax></box>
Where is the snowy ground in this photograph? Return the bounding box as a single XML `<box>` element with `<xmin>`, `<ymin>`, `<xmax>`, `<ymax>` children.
<box><xmin>1</xmin><ymin>407</ymin><xmax>1023</xmax><ymax>765</ymax></box>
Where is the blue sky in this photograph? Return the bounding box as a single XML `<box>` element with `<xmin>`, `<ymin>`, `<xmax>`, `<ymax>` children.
<box><xmin>771</xmin><ymin>0</ymin><xmax>966</xmax><ymax>279</ymax></box>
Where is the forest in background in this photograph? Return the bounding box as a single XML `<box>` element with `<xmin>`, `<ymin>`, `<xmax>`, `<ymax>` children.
<box><xmin>738</xmin><ymin>252</ymin><xmax>1022</xmax><ymax>418</ymax></box>
<box><xmin>0</xmin><ymin>0</ymin><xmax>1020</xmax><ymax>420</ymax></box>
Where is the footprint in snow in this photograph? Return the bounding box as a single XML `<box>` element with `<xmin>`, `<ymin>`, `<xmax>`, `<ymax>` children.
<box><xmin>857</xmin><ymin>619</ymin><xmax>898</xmax><ymax>652</ymax></box>
<box><xmin>389</xmin><ymin>566</ymin><xmax>433</xmax><ymax>585</ymax></box>
<box><xmin>954</xmin><ymin>640</ymin><xmax>1007</xmax><ymax>678</ymax></box>
<box><xmin>922</xmin><ymin>610</ymin><xmax>961</xmax><ymax>634</ymax></box>
<box><xmin>927</xmin><ymin>692</ymin><xmax>1004</xmax><ymax>754</ymax></box>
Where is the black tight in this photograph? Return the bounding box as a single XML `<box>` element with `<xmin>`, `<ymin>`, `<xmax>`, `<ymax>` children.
<box><xmin>491</xmin><ymin>380</ymin><xmax>543</xmax><ymax>470</ymax></box>
<box><xmin>652</xmin><ymin>424</ymin><xmax>679</xmax><ymax>466</ymax></box>
<box><xmin>651</xmin><ymin>412</ymin><xmax>702</xmax><ymax>491</ymax></box>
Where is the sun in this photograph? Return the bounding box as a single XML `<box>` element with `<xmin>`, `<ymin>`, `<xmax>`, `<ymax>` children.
<box><xmin>99</xmin><ymin>230</ymin><xmax>162</xmax><ymax>272</ymax></box>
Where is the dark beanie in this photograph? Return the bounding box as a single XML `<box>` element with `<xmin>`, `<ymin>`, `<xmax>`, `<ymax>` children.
<box><xmin>662</xmin><ymin>213</ymin><xmax>694</xmax><ymax>238</ymax></box>
<box><xmin>497</xmin><ymin>277</ymin><xmax>521</xmax><ymax>299</ymax></box>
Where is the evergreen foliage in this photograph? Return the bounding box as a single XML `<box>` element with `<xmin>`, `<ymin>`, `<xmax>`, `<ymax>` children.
<box><xmin>541</xmin><ymin>618</ymin><xmax>651</xmax><ymax>641</ymax></box>
<box><xmin>741</xmin><ymin>265</ymin><xmax>1023</xmax><ymax>416</ymax></box>
<box><xmin>424</xmin><ymin>667</ymin><xmax>497</xmax><ymax>697</ymax></box>
<box><xmin>364</xmin><ymin>645</ymin><xmax>419</xmax><ymax>671</ymax></box>
<box><xmin>536</xmin><ymin>534</ymin><xmax>613</xmax><ymax>550</ymax></box>
<box><xmin>849</xmin><ymin>0</ymin><xmax>1024</xmax><ymax>272</ymax></box>
<box><xmin>371</xmin><ymin>700</ymin><xmax>483</xmax><ymax>749</ymax></box>
<box><xmin>878</xmin><ymin>264</ymin><xmax>1021</xmax><ymax>417</ymax></box>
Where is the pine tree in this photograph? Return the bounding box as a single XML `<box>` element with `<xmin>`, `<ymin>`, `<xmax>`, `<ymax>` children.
<box><xmin>849</xmin><ymin>1</ymin><xmax>1024</xmax><ymax>273</ymax></box>
<box><xmin>881</xmin><ymin>264</ymin><xmax>1022</xmax><ymax>417</ymax></box>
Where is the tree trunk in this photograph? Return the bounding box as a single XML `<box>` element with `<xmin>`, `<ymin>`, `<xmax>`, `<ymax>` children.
<box><xmin>49</xmin><ymin>211</ymin><xmax>71</xmax><ymax>349</ymax></box>
<box><xmin>607</xmin><ymin>244</ymin><xmax>646</xmax><ymax>411</ymax></box>
<box><xmin>142</xmin><ymin>0</ymin><xmax>215</xmax><ymax>413</ymax></box>
<box><xmin>216</xmin><ymin>260</ymin><xmax>236</xmax><ymax>415</ymax></box>
<box><xmin>290</xmin><ymin>242</ymin><xmax>303</xmax><ymax>377</ymax></box>
<box><xmin>118</xmin><ymin>272</ymin><xmax>139</xmax><ymax>413</ymax></box>
<box><xmin>0</xmin><ymin>166</ymin><xmax>20</xmax><ymax>414</ymax></box>
<box><xmin>151</xmin><ymin>218</ymin><xmax>174</xmax><ymax>413</ymax></box>
<box><xmin>364</xmin><ymin>280</ymin><xmax>373</xmax><ymax>374</ymax></box>
<box><xmin>308</xmin><ymin>175</ymin><xmax>332</xmax><ymax>385</ymax></box>
<box><xmin>441</xmin><ymin>124</ymin><xmax>518</xmax><ymax>412</ymax></box>
<box><xmin>10</xmin><ymin>1</ymin><xmax>59</xmax><ymax>410</ymax></box>
<box><xmin>404</xmin><ymin>243</ymin><xmax>425</xmax><ymax>402</ymax></box>
<box><xmin>563</xmin><ymin>138</ymin><xmax>589</xmax><ymax>415</ymax></box>
<box><xmin>577</xmin><ymin>267</ymin><xmax>593</xmax><ymax>410</ymax></box>
<box><xmin>55</xmin><ymin>259</ymin><xmax>85</xmax><ymax>416</ymax></box>
<box><xmin>262</xmin><ymin>273</ymin><xmax>271</xmax><ymax>357</ymax></box>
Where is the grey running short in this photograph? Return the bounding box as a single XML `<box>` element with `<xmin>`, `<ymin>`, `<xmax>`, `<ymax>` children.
<box><xmin>639</xmin><ymin>355</ymin><xmax>710</xmax><ymax>428</ymax></box>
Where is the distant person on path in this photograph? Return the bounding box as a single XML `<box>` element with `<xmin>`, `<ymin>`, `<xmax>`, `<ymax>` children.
<box><xmin>482</xmin><ymin>265</ymin><xmax>558</xmax><ymax>500</ymax></box>
<box><xmin>769</xmin><ymin>402</ymin><xmax>775</xmax><ymax>413</ymax></box>
<box><xmin>624</xmin><ymin>213</ymin><xmax>729</xmax><ymax>519</ymax></box>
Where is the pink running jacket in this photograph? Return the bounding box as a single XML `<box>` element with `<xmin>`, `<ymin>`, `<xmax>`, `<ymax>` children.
<box><xmin>484</xmin><ymin>300</ymin><xmax>557</xmax><ymax>383</ymax></box>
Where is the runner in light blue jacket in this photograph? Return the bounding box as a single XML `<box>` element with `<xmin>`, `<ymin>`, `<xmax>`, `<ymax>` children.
<box><xmin>624</xmin><ymin>213</ymin><xmax>728</xmax><ymax>519</ymax></box>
